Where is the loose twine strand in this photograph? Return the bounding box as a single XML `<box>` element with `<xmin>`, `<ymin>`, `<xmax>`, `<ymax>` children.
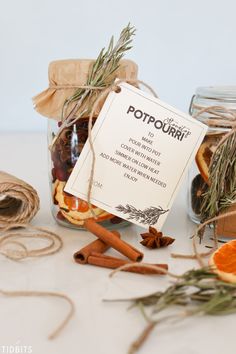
<box><xmin>0</xmin><ymin>172</ymin><xmax>75</xmax><ymax>339</ymax></box>
<box><xmin>0</xmin><ymin>224</ymin><xmax>63</xmax><ymax>260</ymax></box>
<box><xmin>0</xmin><ymin>289</ymin><xmax>75</xmax><ymax>340</ymax></box>
<box><xmin>49</xmin><ymin>84</ymin><xmax>104</xmax><ymax>91</ymax></box>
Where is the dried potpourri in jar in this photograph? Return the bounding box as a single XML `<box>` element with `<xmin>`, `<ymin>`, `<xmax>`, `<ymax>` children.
<box><xmin>188</xmin><ymin>86</ymin><xmax>236</xmax><ymax>235</ymax></box>
<box><xmin>33</xmin><ymin>25</ymin><xmax>138</xmax><ymax>229</ymax></box>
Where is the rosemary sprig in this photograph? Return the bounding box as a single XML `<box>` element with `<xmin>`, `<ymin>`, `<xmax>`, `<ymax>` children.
<box><xmin>119</xmin><ymin>268</ymin><xmax>236</xmax><ymax>354</ymax></box>
<box><xmin>200</xmin><ymin>132</ymin><xmax>236</xmax><ymax>221</ymax></box>
<box><xmin>62</xmin><ymin>23</ymin><xmax>136</xmax><ymax>122</ymax></box>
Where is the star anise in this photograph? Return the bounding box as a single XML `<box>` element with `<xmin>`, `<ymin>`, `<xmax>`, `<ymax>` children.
<box><xmin>140</xmin><ymin>226</ymin><xmax>175</xmax><ymax>249</ymax></box>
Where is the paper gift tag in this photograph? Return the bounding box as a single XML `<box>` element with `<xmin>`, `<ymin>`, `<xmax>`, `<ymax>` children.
<box><xmin>65</xmin><ymin>82</ymin><xmax>207</xmax><ymax>229</ymax></box>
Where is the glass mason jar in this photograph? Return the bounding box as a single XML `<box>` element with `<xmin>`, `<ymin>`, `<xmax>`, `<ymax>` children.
<box><xmin>188</xmin><ymin>86</ymin><xmax>236</xmax><ymax>224</ymax></box>
<box><xmin>34</xmin><ymin>58</ymin><xmax>138</xmax><ymax>229</ymax></box>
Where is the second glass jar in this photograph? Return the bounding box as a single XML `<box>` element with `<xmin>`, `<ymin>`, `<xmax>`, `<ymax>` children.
<box><xmin>188</xmin><ymin>86</ymin><xmax>236</xmax><ymax>223</ymax></box>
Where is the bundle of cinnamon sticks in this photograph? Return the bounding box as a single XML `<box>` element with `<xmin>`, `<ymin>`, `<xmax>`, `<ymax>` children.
<box><xmin>74</xmin><ymin>219</ymin><xmax>168</xmax><ymax>275</ymax></box>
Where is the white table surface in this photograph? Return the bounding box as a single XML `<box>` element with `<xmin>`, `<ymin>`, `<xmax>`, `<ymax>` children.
<box><xmin>0</xmin><ymin>132</ymin><xmax>234</xmax><ymax>354</ymax></box>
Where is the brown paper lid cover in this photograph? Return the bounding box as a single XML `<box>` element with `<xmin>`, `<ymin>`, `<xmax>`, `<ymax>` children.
<box><xmin>33</xmin><ymin>59</ymin><xmax>138</xmax><ymax>120</ymax></box>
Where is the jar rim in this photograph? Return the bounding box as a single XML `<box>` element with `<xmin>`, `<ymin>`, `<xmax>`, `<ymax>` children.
<box><xmin>195</xmin><ymin>86</ymin><xmax>236</xmax><ymax>101</ymax></box>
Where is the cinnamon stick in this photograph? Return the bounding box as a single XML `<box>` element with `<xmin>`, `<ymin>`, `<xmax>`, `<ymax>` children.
<box><xmin>88</xmin><ymin>252</ymin><xmax>168</xmax><ymax>275</ymax></box>
<box><xmin>74</xmin><ymin>230</ymin><xmax>120</xmax><ymax>264</ymax></box>
<box><xmin>84</xmin><ymin>219</ymin><xmax>143</xmax><ymax>262</ymax></box>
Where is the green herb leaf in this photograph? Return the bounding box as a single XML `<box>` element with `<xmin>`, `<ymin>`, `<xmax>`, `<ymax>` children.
<box><xmin>61</xmin><ymin>23</ymin><xmax>136</xmax><ymax>122</ymax></box>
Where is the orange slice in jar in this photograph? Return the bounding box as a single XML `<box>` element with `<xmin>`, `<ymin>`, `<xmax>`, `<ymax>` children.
<box><xmin>195</xmin><ymin>133</ymin><xmax>224</xmax><ymax>184</ymax></box>
<box><xmin>54</xmin><ymin>180</ymin><xmax>113</xmax><ymax>225</ymax></box>
<box><xmin>195</xmin><ymin>142</ymin><xmax>213</xmax><ymax>183</ymax></box>
<box><xmin>64</xmin><ymin>193</ymin><xmax>93</xmax><ymax>212</ymax></box>
<box><xmin>64</xmin><ymin>193</ymin><xmax>113</xmax><ymax>222</ymax></box>
<box><xmin>209</xmin><ymin>240</ymin><xmax>236</xmax><ymax>283</ymax></box>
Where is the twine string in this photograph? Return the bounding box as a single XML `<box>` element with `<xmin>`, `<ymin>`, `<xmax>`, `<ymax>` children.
<box><xmin>50</xmin><ymin>79</ymin><xmax>158</xmax><ymax>148</ymax></box>
<box><xmin>193</xmin><ymin>104</ymin><xmax>236</xmax><ymax>122</ymax></box>
<box><xmin>0</xmin><ymin>224</ymin><xmax>63</xmax><ymax>260</ymax></box>
<box><xmin>0</xmin><ymin>172</ymin><xmax>75</xmax><ymax>339</ymax></box>
<box><xmin>49</xmin><ymin>84</ymin><xmax>104</xmax><ymax>91</ymax></box>
<box><xmin>0</xmin><ymin>289</ymin><xmax>75</xmax><ymax>340</ymax></box>
<box><xmin>171</xmin><ymin>209</ymin><xmax>236</xmax><ymax>263</ymax></box>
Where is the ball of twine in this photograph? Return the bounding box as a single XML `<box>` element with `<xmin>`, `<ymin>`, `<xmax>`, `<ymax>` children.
<box><xmin>0</xmin><ymin>171</ymin><xmax>39</xmax><ymax>228</ymax></box>
<box><xmin>0</xmin><ymin>171</ymin><xmax>64</xmax><ymax>260</ymax></box>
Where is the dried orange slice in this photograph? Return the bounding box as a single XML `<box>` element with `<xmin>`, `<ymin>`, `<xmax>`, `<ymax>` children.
<box><xmin>195</xmin><ymin>134</ymin><xmax>223</xmax><ymax>183</ymax></box>
<box><xmin>209</xmin><ymin>240</ymin><xmax>236</xmax><ymax>283</ymax></box>
<box><xmin>53</xmin><ymin>180</ymin><xmax>113</xmax><ymax>226</ymax></box>
<box><xmin>64</xmin><ymin>193</ymin><xmax>95</xmax><ymax>212</ymax></box>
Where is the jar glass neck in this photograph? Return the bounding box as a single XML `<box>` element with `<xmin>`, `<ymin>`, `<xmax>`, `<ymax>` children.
<box><xmin>189</xmin><ymin>87</ymin><xmax>236</xmax><ymax>130</ymax></box>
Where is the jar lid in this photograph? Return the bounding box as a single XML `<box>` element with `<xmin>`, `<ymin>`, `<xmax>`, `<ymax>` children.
<box><xmin>33</xmin><ymin>59</ymin><xmax>138</xmax><ymax>120</ymax></box>
<box><xmin>195</xmin><ymin>86</ymin><xmax>236</xmax><ymax>102</ymax></box>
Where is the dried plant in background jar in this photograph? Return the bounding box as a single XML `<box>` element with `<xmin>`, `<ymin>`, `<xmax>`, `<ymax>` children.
<box><xmin>188</xmin><ymin>86</ymin><xmax>236</xmax><ymax>237</ymax></box>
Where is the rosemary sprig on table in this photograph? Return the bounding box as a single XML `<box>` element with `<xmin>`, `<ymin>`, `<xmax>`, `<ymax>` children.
<box><xmin>200</xmin><ymin>132</ymin><xmax>236</xmax><ymax>221</ymax></box>
<box><xmin>116</xmin><ymin>268</ymin><xmax>236</xmax><ymax>354</ymax></box>
<box><xmin>62</xmin><ymin>23</ymin><xmax>136</xmax><ymax>122</ymax></box>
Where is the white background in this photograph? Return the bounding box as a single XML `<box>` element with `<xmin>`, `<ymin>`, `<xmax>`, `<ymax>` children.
<box><xmin>0</xmin><ymin>0</ymin><xmax>236</xmax><ymax>132</ymax></box>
